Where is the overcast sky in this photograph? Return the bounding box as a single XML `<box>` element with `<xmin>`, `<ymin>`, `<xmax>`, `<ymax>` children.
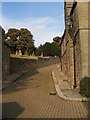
<box><xmin>1</xmin><ymin>2</ymin><xmax>65</xmax><ymax>47</ymax></box>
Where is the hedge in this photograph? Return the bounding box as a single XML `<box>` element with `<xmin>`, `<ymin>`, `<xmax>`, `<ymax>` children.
<box><xmin>80</xmin><ymin>76</ymin><xmax>90</xmax><ymax>97</ymax></box>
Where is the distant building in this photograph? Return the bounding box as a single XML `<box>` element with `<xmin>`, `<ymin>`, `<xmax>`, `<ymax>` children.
<box><xmin>60</xmin><ymin>2</ymin><xmax>90</xmax><ymax>89</ymax></box>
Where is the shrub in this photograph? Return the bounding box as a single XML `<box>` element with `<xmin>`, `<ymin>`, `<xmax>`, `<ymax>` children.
<box><xmin>80</xmin><ymin>76</ymin><xmax>90</xmax><ymax>97</ymax></box>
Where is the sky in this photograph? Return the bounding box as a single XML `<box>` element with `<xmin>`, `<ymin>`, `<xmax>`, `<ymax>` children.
<box><xmin>1</xmin><ymin>2</ymin><xmax>65</xmax><ymax>47</ymax></box>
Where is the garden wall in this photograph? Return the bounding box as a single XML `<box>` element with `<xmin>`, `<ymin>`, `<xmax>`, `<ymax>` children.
<box><xmin>10</xmin><ymin>57</ymin><xmax>60</xmax><ymax>74</ymax></box>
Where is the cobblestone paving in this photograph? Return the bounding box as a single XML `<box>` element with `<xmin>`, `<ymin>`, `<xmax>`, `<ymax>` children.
<box><xmin>2</xmin><ymin>64</ymin><xmax>89</xmax><ymax>118</ymax></box>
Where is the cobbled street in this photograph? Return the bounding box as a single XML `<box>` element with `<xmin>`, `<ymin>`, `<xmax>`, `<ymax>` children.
<box><xmin>2</xmin><ymin>64</ymin><xmax>88</xmax><ymax>118</ymax></box>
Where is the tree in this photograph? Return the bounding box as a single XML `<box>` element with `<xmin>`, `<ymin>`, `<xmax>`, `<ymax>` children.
<box><xmin>51</xmin><ymin>42</ymin><xmax>60</xmax><ymax>56</ymax></box>
<box><xmin>35</xmin><ymin>42</ymin><xmax>60</xmax><ymax>57</ymax></box>
<box><xmin>5</xmin><ymin>28</ymin><xmax>35</xmax><ymax>55</ymax></box>
<box><xmin>17</xmin><ymin>28</ymin><xmax>35</xmax><ymax>55</ymax></box>
<box><xmin>5</xmin><ymin>28</ymin><xmax>20</xmax><ymax>54</ymax></box>
<box><xmin>42</xmin><ymin>42</ymin><xmax>52</xmax><ymax>56</ymax></box>
<box><xmin>35</xmin><ymin>44</ymin><xmax>43</xmax><ymax>56</ymax></box>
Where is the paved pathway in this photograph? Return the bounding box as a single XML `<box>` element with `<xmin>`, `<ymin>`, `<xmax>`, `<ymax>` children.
<box><xmin>2</xmin><ymin>64</ymin><xmax>89</xmax><ymax>118</ymax></box>
<box><xmin>52</xmin><ymin>64</ymin><xmax>90</xmax><ymax>101</ymax></box>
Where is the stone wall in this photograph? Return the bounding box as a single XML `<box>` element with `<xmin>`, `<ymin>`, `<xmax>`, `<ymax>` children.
<box><xmin>79</xmin><ymin>30</ymin><xmax>89</xmax><ymax>77</ymax></box>
<box><xmin>2</xmin><ymin>28</ymin><xmax>10</xmax><ymax>78</ymax></box>
<box><xmin>61</xmin><ymin>32</ymin><xmax>66</xmax><ymax>75</ymax></box>
<box><xmin>77</xmin><ymin>3</ymin><xmax>88</xmax><ymax>29</ymax></box>
<box><xmin>61</xmin><ymin>2</ymin><xmax>89</xmax><ymax>89</ymax></box>
<box><xmin>60</xmin><ymin>2</ymin><xmax>74</xmax><ymax>88</ymax></box>
<box><xmin>75</xmin><ymin>32</ymin><xmax>81</xmax><ymax>88</ymax></box>
<box><xmin>89</xmin><ymin>2</ymin><xmax>90</xmax><ymax>77</ymax></box>
<box><xmin>73</xmin><ymin>2</ymin><xmax>89</xmax><ymax>88</ymax></box>
<box><xmin>88</xmin><ymin>30</ymin><xmax>90</xmax><ymax>77</ymax></box>
<box><xmin>71</xmin><ymin>3</ymin><xmax>81</xmax><ymax>88</ymax></box>
<box><xmin>0</xmin><ymin>27</ymin><xmax>2</xmax><ymax>87</ymax></box>
<box><xmin>10</xmin><ymin>57</ymin><xmax>60</xmax><ymax>74</ymax></box>
<box><xmin>78</xmin><ymin>3</ymin><xmax>89</xmax><ymax>79</ymax></box>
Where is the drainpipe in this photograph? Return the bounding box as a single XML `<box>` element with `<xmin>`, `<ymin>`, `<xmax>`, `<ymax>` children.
<box><xmin>73</xmin><ymin>36</ymin><xmax>77</xmax><ymax>88</ymax></box>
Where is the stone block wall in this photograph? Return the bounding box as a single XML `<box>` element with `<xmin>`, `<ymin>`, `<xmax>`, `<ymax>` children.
<box><xmin>61</xmin><ymin>2</ymin><xmax>89</xmax><ymax>89</ymax></box>
<box><xmin>71</xmin><ymin>3</ymin><xmax>81</xmax><ymax>88</ymax></box>
<box><xmin>74</xmin><ymin>2</ymin><xmax>89</xmax><ymax>88</ymax></box>
<box><xmin>88</xmin><ymin>30</ymin><xmax>90</xmax><ymax>77</ymax></box>
<box><xmin>10</xmin><ymin>57</ymin><xmax>60</xmax><ymax>74</ymax></box>
<box><xmin>75</xmin><ymin>32</ymin><xmax>81</xmax><ymax>88</ymax></box>
<box><xmin>60</xmin><ymin>31</ymin><xmax>74</xmax><ymax>88</ymax></box>
<box><xmin>79</xmin><ymin>30</ymin><xmax>89</xmax><ymax>78</ymax></box>
<box><xmin>66</xmin><ymin>40</ymin><xmax>71</xmax><ymax>84</ymax></box>
<box><xmin>60</xmin><ymin>31</ymin><xmax>67</xmax><ymax>76</ymax></box>
<box><xmin>0</xmin><ymin>27</ymin><xmax>2</xmax><ymax>85</ymax></box>
<box><xmin>72</xmin><ymin>3</ymin><xmax>79</xmax><ymax>36</ymax></box>
<box><xmin>2</xmin><ymin>44</ymin><xmax>10</xmax><ymax>77</ymax></box>
<box><xmin>70</xmin><ymin>2</ymin><xmax>89</xmax><ymax>88</ymax></box>
<box><xmin>77</xmin><ymin>2</ymin><xmax>89</xmax><ymax>79</ymax></box>
<box><xmin>77</xmin><ymin>3</ymin><xmax>88</xmax><ymax>29</ymax></box>
<box><xmin>2</xmin><ymin>28</ymin><xmax>10</xmax><ymax>78</ymax></box>
<box><xmin>65</xmin><ymin>2</ymin><xmax>75</xmax><ymax>87</ymax></box>
<box><xmin>66</xmin><ymin>34</ymin><xmax>74</xmax><ymax>87</ymax></box>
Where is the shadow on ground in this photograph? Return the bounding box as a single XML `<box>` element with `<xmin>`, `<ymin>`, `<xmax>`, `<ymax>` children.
<box><xmin>3</xmin><ymin>69</ymin><xmax>39</xmax><ymax>94</ymax></box>
<box><xmin>2</xmin><ymin>102</ymin><xmax>24</xmax><ymax>118</ymax></box>
<box><xmin>83</xmin><ymin>101</ymin><xmax>90</xmax><ymax>119</ymax></box>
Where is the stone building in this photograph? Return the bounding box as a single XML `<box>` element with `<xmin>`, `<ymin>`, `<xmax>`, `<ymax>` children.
<box><xmin>1</xmin><ymin>27</ymin><xmax>10</xmax><ymax>78</ymax></box>
<box><xmin>60</xmin><ymin>2</ymin><xmax>74</xmax><ymax>89</ymax></box>
<box><xmin>60</xmin><ymin>2</ymin><xmax>90</xmax><ymax>89</ymax></box>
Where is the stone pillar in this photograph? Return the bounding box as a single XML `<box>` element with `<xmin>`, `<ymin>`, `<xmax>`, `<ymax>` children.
<box><xmin>69</xmin><ymin>40</ymin><xmax>74</xmax><ymax>88</ymax></box>
<box><xmin>64</xmin><ymin>2</ymin><xmax>74</xmax><ymax>88</ymax></box>
<box><xmin>77</xmin><ymin>3</ymin><xmax>89</xmax><ymax>78</ymax></box>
